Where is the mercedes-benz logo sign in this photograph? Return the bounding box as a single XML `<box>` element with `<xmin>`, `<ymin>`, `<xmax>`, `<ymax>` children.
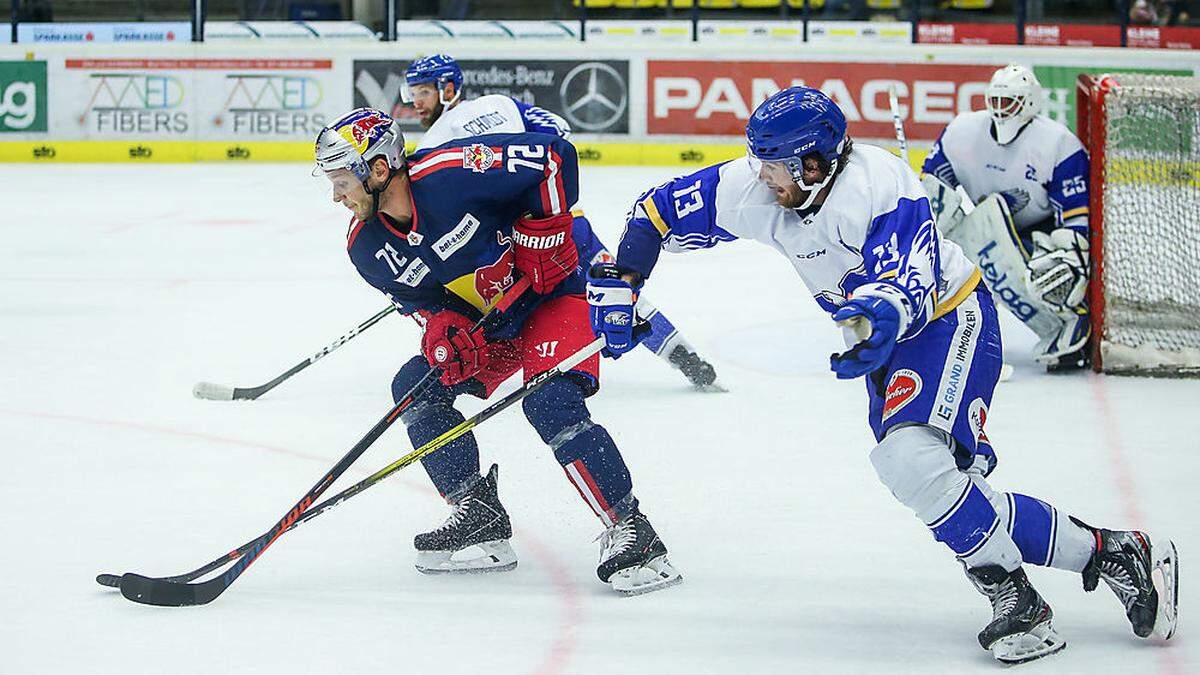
<box><xmin>559</xmin><ymin>62</ymin><xmax>627</xmax><ymax>133</ymax></box>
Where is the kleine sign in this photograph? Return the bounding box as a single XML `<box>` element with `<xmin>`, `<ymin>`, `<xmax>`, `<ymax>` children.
<box><xmin>1126</xmin><ymin>26</ymin><xmax>1200</xmax><ymax>49</ymax></box>
<box><xmin>1023</xmin><ymin>24</ymin><xmax>1121</xmax><ymax>47</ymax></box>
<box><xmin>646</xmin><ymin>60</ymin><xmax>999</xmax><ymax>141</ymax></box>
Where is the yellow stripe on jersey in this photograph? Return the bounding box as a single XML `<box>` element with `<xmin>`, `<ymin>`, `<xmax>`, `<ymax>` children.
<box><xmin>877</xmin><ymin>269</ymin><xmax>899</xmax><ymax>280</ymax></box>
<box><xmin>1061</xmin><ymin>206</ymin><xmax>1089</xmax><ymax>220</ymax></box>
<box><xmin>640</xmin><ymin>196</ymin><xmax>670</xmax><ymax>237</ymax></box>
<box><xmin>932</xmin><ymin>269</ymin><xmax>982</xmax><ymax>320</ymax></box>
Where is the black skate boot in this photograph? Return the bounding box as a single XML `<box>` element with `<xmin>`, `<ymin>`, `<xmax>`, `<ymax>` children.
<box><xmin>596</xmin><ymin>511</ymin><xmax>682</xmax><ymax>596</ymax></box>
<box><xmin>1045</xmin><ymin>347</ymin><xmax>1090</xmax><ymax>373</ymax></box>
<box><xmin>414</xmin><ymin>464</ymin><xmax>517</xmax><ymax>574</ymax></box>
<box><xmin>1073</xmin><ymin>517</ymin><xmax>1179</xmax><ymax>640</ymax></box>
<box><xmin>667</xmin><ymin>344</ymin><xmax>723</xmax><ymax>390</ymax></box>
<box><xmin>966</xmin><ymin>565</ymin><xmax>1065</xmax><ymax>664</ymax></box>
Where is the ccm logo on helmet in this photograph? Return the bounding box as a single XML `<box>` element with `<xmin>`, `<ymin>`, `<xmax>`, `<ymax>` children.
<box><xmin>512</xmin><ymin>231</ymin><xmax>565</xmax><ymax>250</ymax></box>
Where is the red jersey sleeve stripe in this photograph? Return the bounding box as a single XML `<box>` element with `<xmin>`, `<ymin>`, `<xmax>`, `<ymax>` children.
<box><xmin>346</xmin><ymin>217</ymin><xmax>366</xmax><ymax>250</ymax></box>
<box><xmin>409</xmin><ymin>149</ymin><xmax>464</xmax><ymax>182</ymax></box>
<box><xmin>540</xmin><ymin>149</ymin><xmax>565</xmax><ymax>215</ymax></box>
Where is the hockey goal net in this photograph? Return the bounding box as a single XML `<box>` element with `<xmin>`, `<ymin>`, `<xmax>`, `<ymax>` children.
<box><xmin>1076</xmin><ymin>73</ymin><xmax>1200</xmax><ymax>377</ymax></box>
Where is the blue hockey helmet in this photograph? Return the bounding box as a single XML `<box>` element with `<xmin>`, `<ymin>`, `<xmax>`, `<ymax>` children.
<box><xmin>746</xmin><ymin>86</ymin><xmax>848</xmax><ymax>209</ymax></box>
<box><xmin>403</xmin><ymin>54</ymin><xmax>464</xmax><ymax>106</ymax></box>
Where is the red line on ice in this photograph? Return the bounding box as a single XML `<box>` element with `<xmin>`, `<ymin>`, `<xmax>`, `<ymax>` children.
<box><xmin>0</xmin><ymin>407</ymin><xmax>581</xmax><ymax>674</ymax></box>
<box><xmin>1089</xmin><ymin>377</ymin><xmax>1185</xmax><ymax>674</ymax></box>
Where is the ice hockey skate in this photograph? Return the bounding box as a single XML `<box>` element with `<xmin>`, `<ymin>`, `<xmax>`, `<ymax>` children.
<box><xmin>967</xmin><ymin>565</ymin><xmax>1066</xmax><ymax>664</ymax></box>
<box><xmin>1074</xmin><ymin>518</ymin><xmax>1179</xmax><ymax>640</ymax></box>
<box><xmin>414</xmin><ymin>464</ymin><xmax>517</xmax><ymax>574</ymax></box>
<box><xmin>596</xmin><ymin>511</ymin><xmax>682</xmax><ymax>596</ymax></box>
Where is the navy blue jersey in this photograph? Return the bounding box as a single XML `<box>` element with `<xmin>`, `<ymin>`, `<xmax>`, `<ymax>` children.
<box><xmin>346</xmin><ymin>131</ymin><xmax>580</xmax><ymax>340</ymax></box>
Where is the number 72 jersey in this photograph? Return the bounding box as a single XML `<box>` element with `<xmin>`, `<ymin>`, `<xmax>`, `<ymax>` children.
<box><xmin>346</xmin><ymin>131</ymin><xmax>580</xmax><ymax>335</ymax></box>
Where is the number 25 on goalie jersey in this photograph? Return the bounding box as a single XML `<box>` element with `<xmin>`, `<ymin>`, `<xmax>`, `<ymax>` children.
<box><xmin>346</xmin><ymin>131</ymin><xmax>579</xmax><ymax>337</ymax></box>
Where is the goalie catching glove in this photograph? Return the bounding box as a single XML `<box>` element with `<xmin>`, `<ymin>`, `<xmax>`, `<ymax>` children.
<box><xmin>513</xmin><ymin>212</ymin><xmax>579</xmax><ymax>294</ymax></box>
<box><xmin>1025</xmin><ymin>229</ymin><xmax>1089</xmax><ymax>316</ymax></box>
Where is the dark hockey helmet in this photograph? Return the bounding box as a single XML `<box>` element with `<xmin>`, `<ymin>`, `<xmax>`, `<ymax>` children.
<box><xmin>403</xmin><ymin>54</ymin><xmax>464</xmax><ymax>106</ymax></box>
<box><xmin>745</xmin><ymin>86</ymin><xmax>848</xmax><ymax>209</ymax></box>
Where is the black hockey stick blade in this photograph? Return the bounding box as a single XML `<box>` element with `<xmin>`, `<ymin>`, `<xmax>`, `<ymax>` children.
<box><xmin>119</xmin><ymin>572</ymin><xmax>218</xmax><ymax>607</ymax></box>
<box><xmin>96</xmin><ymin>573</ymin><xmax>121</xmax><ymax>588</ymax></box>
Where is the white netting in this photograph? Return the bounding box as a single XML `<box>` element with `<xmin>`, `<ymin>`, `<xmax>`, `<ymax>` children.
<box><xmin>1098</xmin><ymin>73</ymin><xmax>1200</xmax><ymax>376</ymax></box>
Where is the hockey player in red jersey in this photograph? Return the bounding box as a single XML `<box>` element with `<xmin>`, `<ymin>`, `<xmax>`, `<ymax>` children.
<box><xmin>314</xmin><ymin>107</ymin><xmax>681</xmax><ymax>595</ymax></box>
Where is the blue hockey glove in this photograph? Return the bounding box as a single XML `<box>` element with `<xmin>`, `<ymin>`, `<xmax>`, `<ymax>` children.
<box><xmin>587</xmin><ymin>263</ymin><xmax>643</xmax><ymax>358</ymax></box>
<box><xmin>830</xmin><ymin>297</ymin><xmax>901</xmax><ymax>379</ymax></box>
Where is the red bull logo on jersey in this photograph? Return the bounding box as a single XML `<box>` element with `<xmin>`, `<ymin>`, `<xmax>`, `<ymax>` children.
<box><xmin>882</xmin><ymin>369</ymin><xmax>923</xmax><ymax>422</ymax></box>
<box><xmin>474</xmin><ymin>231</ymin><xmax>516</xmax><ymax>306</ymax></box>
<box><xmin>462</xmin><ymin>143</ymin><xmax>498</xmax><ymax>174</ymax></box>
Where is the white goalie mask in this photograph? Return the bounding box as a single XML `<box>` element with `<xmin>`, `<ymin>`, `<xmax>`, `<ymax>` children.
<box><xmin>986</xmin><ymin>65</ymin><xmax>1042</xmax><ymax>146</ymax></box>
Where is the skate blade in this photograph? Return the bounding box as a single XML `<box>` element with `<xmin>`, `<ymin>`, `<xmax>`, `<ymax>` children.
<box><xmin>989</xmin><ymin>621</ymin><xmax>1066</xmax><ymax>665</ymax></box>
<box><xmin>610</xmin><ymin>555</ymin><xmax>683</xmax><ymax>596</ymax></box>
<box><xmin>415</xmin><ymin>539</ymin><xmax>518</xmax><ymax>575</ymax></box>
<box><xmin>1151</xmin><ymin>539</ymin><xmax>1179</xmax><ymax>640</ymax></box>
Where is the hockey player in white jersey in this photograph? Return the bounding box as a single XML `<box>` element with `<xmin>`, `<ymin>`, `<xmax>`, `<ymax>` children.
<box><xmin>589</xmin><ymin>86</ymin><xmax>1178</xmax><ymax>663</ymax></box>
<box><xmin>402</xmin><ymin>54</ymin><xmax>721</xmax><ymax>389</ymax></box>
<box><xmin>922</xmin><ymin>64</ymin><xmax>1091</xmax><ymax>371</ymax></box>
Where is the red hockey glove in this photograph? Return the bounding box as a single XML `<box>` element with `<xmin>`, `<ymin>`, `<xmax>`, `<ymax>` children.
<box><xmin>512</xmin><ymin>212</ymin><xmax>579</xmax><ymax>294</ymax></box>
<box><xmin>421</xmin><ymin>311</ymin><xmax>489</xmax><ymax>386</ymax></box>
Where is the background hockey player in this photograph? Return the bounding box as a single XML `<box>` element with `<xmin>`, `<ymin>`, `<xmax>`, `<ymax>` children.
<box><xmin>314</xmin><ymin>107</ymin><xmax>681</xmax><ymax>595</ymax></box>
<box><xmin>922</xmin><ymin>64</ymin><xmax>1092</xmax><ymax>371</ymax></box>
<box><xmin>588</xmin><ymin>86</ymin><xmax>1178</xmax><ymax>661</ymax></box>
<box><xmin>403</xmin><ymin>53</ymin><xmax>721</xmax><ymax>389</ymax></box>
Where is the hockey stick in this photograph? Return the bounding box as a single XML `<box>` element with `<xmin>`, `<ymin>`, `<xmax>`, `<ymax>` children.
<box><xmin>108</xmin><ymin>279</ymin><xmax>530</xmax><ymax>607</ymax></box>
<box><xmin>887</xmin><ymin>84</ymin><xmax>910</xmax><ymax>168</ymax></box>
<box><xmin>193</xmin><ymin>304</ymin><xmax>398</xmax><ymax>401</ymax></box>
<box><xmin>99</xmin><ymin>329</ymin><xmax>611</xmax><ymax>593</ymax></box>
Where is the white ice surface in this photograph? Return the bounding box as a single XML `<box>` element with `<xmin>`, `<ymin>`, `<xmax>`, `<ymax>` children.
<box><xmin>1</xmin><ymin>164</ymin><xmax>1196</xmax><ymax>674</ymax></box>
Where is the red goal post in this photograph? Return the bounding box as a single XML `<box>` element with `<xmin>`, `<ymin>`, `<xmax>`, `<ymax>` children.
<box><xmin>1075</xmin><ymin>73</ymin><xmax>1200</xmax><ymax>377</ymax></box>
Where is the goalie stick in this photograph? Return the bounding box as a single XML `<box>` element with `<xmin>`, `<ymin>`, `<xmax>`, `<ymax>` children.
<box><xmin>887</xmin><ymin>84</ymin><xmax>910</xmax><ymax>168</ymax></box>
<box><xmin>99</xmin><ymin>330</ymin><xmax>615</xmax><ymax>596</ymax></box>
<box><xmin>106</xmin><ymin>279</ymin><xmax>530</xmax><ymax>607</ymax></box>
<box><xmin>193</xmin><ymin>304</ymin><xmax>398</xmax><ymax>401</ymax></box>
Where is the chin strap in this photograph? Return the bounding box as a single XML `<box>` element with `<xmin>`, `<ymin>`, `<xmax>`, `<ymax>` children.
<box><xmin>791</xmin><ymin>157</ymin><xmax>839</xmax><ymax>211</ymax></box>
<box><xmin>364</xmin><ymin>168</ymin><xmax>399</xmax><ymax>218</ymax></box>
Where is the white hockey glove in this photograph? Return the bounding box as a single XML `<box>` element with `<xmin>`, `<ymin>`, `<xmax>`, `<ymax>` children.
<box><xmin>1026</xmin><ymin>229</ymin><xmax>1089</xmax><ymax>315</ymax></box>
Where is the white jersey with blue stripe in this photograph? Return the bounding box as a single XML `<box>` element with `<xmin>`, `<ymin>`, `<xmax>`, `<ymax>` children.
<box><xmin>922</xmin><ymin>111</ymin><xmax>1090</xmax><ymax>234</ymax></box>
<box><xmin>617</xmin><ymin>143</ymin><xmax>981</xmax><ymax>341</ymax></box>
<box><xmin>415</xmin><ymin>94</ymin><xmax>571</xmax><ymax>151</ymax></box>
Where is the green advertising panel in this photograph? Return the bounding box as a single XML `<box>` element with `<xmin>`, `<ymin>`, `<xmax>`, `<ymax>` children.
<box><xmin>0</xmin><ymin>61</ymin><xmax>48</xmax><ymax>133</ymax></box>
<box><xmin>1033</xmin><ymin>64</ymin><xmax>1193</xmax><ymax>134</ymax></box>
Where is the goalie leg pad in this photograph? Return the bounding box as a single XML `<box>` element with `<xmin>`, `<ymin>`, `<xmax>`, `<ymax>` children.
<box><xmin>944</xmin><ymin>195</ymin><xmax>1078</xmax><ymax>356</ymax></box>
